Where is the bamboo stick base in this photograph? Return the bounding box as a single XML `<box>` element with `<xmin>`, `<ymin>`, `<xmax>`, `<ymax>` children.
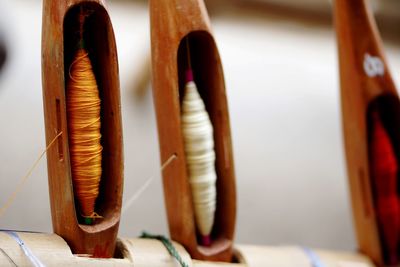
<box><xmin>0</xmin><ymin>232</ymin><xmax>375</xmax><ymax>266</ymax></box>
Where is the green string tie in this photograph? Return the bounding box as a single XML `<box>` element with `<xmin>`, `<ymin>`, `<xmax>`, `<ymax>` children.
<box><xmin>140</xmin><ymin>231</ymin><xmax>189</xmax><ymax>267</ymax></box>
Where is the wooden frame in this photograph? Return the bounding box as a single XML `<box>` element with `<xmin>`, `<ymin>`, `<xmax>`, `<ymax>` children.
<box><xmin>150</xmin><ymin>0</ymin><xmax>236</xmax><ymax>262</ymax></box>
<box><xmin>41</xmin><ymin>0</ymin><xmax>123</xmax><ymax>258</ymax></box>
<box><xmin>334</xmin><ymin>0</ymin><xmax>399</xmax><ymax>265</ymax></box>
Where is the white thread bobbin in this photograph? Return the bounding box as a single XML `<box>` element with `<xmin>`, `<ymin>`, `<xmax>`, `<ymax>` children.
<box><xmin>181</xmin><ymin>77</ymin><xmax>217</xmax><ymax>245</ymax></box>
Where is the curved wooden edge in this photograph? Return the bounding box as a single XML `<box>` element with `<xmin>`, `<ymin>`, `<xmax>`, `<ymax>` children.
<box><xmin>41</xmin><ymin>0</ymin><xmax>123</xmax><ymax>257</ymax></box>
<box><xmin>334</xmin><ymin>0</ymin><xmax>399</xmax><ymax>265</ymax></box>
<box><xmin>334</xmin><ymin>0</ymin><xmax>397</xmax><ymax>102</ymax></box>
<box><xmin>150</xmin><ymin>0</ymin><xmax>236</xmax><ymax>262</ymax></box>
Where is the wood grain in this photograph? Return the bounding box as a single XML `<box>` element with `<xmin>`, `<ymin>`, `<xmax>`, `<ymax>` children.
<box><xmin>334</xmin><ymin>0</ymin><xmax>399</xmax><ymax>265</ymax></box>
<box><xmin>0</xmin><ymin>232</ymin><xmax>376</xmax><ymax>267</ymax></box>
<box><xmin>150</xmin><ymin>0</ymin><xmax>236</xmax><ymax>262</ymax></box>
<box><xmin>41</xmin><ymin>0</ymin><xmax>123</xmax><ymax>258</ymax></box>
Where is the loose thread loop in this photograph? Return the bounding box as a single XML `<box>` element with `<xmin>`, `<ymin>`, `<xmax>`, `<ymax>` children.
<box><xmin>0</xmin><ymin>132</ymin><xmax>63</xmax><ymax>219</ymax></box>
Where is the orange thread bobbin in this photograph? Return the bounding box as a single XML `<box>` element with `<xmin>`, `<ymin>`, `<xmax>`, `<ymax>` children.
<box><xmin>67</xmin><ymin>48</ymin><xmax>103</xmax><ymax>222</ymax></box>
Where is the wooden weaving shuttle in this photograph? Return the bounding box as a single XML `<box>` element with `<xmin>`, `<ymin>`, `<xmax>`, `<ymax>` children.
<box><xmin>41</xmin><ymin>0</ymin><xmax>123</xmax><ymax>258</ymax></box>
<box><xmin>150</xmin><ymin>0</ymin><xmax>236</xmax><ymax>262</ymax></box>
<box><xmin>334</xmin><ymin>0</ymin><xmax>400</xmax><ymax>265</ymax></box>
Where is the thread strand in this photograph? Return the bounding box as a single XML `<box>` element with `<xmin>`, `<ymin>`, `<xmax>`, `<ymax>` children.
<box><xmin>122</xmin><ymin>154</ymin><xmax>177</xmax><ymax>214</ymax></box>
<box><xmin>0</xmin><ymin>132</ymin><xmax>62</xmax><ymax>219</ymax></box>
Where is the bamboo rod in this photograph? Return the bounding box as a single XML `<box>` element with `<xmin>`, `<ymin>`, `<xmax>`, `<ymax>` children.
<box><xmin>0</xmin><ymin>232</ymin><xmax>375</xmax><ymax>267</ymax></box>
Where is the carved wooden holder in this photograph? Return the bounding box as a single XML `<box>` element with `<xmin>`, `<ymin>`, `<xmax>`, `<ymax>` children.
<box><xmin>41</xmin><ymin>0</ymin><xmax>123</xmax><ymax>258</ymax></box>
<box><xmin>334</xmin><ymin>0</ymin><xmax>399</xmax><ymax>265</ymax></box>
<box><xmin>150</xmin><ymin>0</ymin><xmax>236</xmax><ymax>262</ymax></box>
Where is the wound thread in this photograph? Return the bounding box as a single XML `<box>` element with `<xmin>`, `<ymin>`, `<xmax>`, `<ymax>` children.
<box><xmin>369</xmin><ymin>110</ymin><xmax>399</xmax><ymax>265</ymax></box>
<box><xmin>181</xmin><ymin>79</ymin><xmax>217</xmax><ymax>244</ymax></box>
<box><xmin>181</xmin><ymin>38</ymin><xmax>217</xmax><ymax>245</ymax></box>
<box><xmin>67</xmin><ymin>48</ymin><xmax>102</xmax><ymax>220</ymax></box>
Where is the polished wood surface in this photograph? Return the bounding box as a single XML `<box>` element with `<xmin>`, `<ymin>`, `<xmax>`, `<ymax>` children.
<box><xmin>334</xmin><ymin>0</ymin><xmax>398</xmax><ymax>265</ymax></box>
<box><xmin>41</xmin><ymin>0</ymin><xmax>123</xmax><ymax>257</ymax></box>
<box><xmin>150</xmin><ymin>0</ymin><xmax>236</xmax><ymax>262</ymax></box>
<box><xmin>0</xmin><ymin>232</ymin><xmax>375</xmax><ymax>267</ymax></box>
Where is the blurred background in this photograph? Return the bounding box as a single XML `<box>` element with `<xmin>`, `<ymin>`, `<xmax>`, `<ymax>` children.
<box><xmin>0</xmin><ymin>0</ymin><xmax>399</xmax><ymax>252</ymax></box>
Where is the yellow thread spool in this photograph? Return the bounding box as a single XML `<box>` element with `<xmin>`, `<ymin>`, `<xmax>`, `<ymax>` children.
<box><xmin>67</xmin><ymin>48</ymin><xmax>102</xmax><ymax>222</ymax></box>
